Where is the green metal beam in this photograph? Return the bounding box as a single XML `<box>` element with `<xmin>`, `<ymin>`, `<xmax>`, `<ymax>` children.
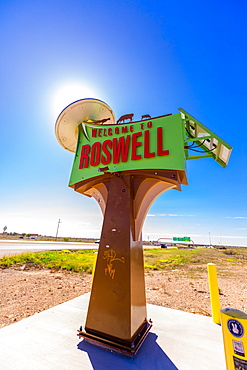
<box><xmin>179</xmin><ymin>108</ymin><xmax>232</xmax><ymax>167</ymax></box>
<box><xmin>185</xmin><ymin>154</ymin><xmax>214</xmax><ymax>161</ymax></box>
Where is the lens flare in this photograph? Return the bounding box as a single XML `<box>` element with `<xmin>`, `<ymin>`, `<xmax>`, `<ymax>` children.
<box><xmin>52</xmin><ymin>83</ymin><xmax>99</xmax><ymax>117</ymax></box>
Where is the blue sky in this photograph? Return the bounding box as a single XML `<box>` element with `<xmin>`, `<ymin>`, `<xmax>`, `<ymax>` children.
<box><xmin>0</xmin><ymin>0</ymin><xmax>246</xmax><ymax>246</ymax></box>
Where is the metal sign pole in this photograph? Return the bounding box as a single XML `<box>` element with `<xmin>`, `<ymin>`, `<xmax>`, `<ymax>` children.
<box><xmin>55</xmin><ymin>98</ymin><xmax>232</xmax><ymax>356</ymax></box>
<box><xmin>78</xmin><ymin>174</ymin><xmax>150</xmax><ymax>355</ymax></box>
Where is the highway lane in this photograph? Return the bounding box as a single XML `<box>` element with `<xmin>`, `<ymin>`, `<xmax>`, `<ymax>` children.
<box><xmin>0</xmin><ymin>240</ymin><xmax>99</xmax><ymax>257</ymax></box>
<box><xmin>0</xmin><ymin>240</ymin><xmax>159</xmax><ymax>258</ymax></box>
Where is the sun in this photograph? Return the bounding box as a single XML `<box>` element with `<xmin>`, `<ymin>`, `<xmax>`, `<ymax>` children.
<box><xmin>52</xmin><ymin>83</ymin><xmax>99</xmax><ymax>117</ymax></box>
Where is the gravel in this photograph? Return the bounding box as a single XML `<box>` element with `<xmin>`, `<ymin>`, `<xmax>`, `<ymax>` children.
<box><xmin>0</xmin><ymin>264</ymin><xmax>246</xmax><ymax>328</ymax></box>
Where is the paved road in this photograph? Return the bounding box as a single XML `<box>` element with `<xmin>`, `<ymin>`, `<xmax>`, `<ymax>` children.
<box><xmin>0</xmin><ymin>240</ymin><xmax>159</xmax><ymax>258</ymax></box>
<box><xmin>0</xmin><ymin>240</ymin><xmax>99</xmax><ymax>257</ymax></box>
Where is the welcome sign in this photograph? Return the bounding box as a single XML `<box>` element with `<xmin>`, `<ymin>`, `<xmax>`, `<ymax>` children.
<box><xmin>69</xmin><ymin>113</ymin><xmax>185</xmax><ymax>186</ymax></box>
<box><xmin>56</xmin><ymin>99</ymin><xmax>232</xmax><ymax>355</ymax></box>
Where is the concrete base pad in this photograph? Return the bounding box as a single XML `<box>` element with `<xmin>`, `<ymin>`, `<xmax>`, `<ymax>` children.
<box><xmin>0</xmin><ymin>293</ymin><xmax>225</xmax><ymax>369</ymax></box>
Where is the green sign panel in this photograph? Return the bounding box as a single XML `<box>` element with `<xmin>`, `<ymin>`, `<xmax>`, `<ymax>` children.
<box><xmin>69</xmin><ymin>114</ymin><xmax>185</xmax><ymax>186</ymax></box>
<box><xmin>173</xmin><ymin>237</ymin><xmax>191</xmax><ymax>242</ymax></box>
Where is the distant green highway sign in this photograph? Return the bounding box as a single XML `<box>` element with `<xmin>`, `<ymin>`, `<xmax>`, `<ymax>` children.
<box><xmin>173</xmin><ymin>237</ymin><xmax>191</xmax><ymax>242</ymax></box>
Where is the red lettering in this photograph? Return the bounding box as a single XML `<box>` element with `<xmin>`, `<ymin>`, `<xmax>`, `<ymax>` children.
<box><xmin>108</xmin><ymin>128</ymin><xmax>113</xmax><ymax>136</ymax></box>
<box><xmin>115</xmin><ymin>127</ymin><xmax>120</xmax><ymax>134</ymax></box>
<box><xmin>121</xmin><ymin>126</ymin><xmax>128</xmax><ymax>133</ymax></box>
<box><xmin>98</xmin><ymin>129</ymin><xmax>102</xmax><ymax>137</ymax></box>
<box><xmin>90</xmin><ymin>142</ymin><xmax>101</xmax><ymax>166</ymax></box>
<box><xmin>130</xmin><ymin>125</ymin><xmax>134</xmax><ymax>132</ymax></box>
<box><xmin>144</xmin><ymin>130</ymin><xmax>155</xmax><ymax>158</ymax></box>
<box><xmin>101</xmin><ymin>140</ymin><xmax>112</xmax><ymax>165</ymax></box>
<box><xmin>79</xmin><ymin>145</ymin><xmax>91</xmax><ymax>169</ymax></box>
<box><xmin>92</xmin><ymin>128</ymin><xmax>97</xmax><ymax>137</ymax></box>
<box><xmin>113</xmin><ymin>135</ymin><xmax>130</xmax><ymax>163</ymax></box>
<box><xmin>147</xmin><ymin>121</ymin><xmax>152</xmax><ymax>128</ymax></box>
<box><xmin>131</xmin><ymin>132</ymin><xmax>142</xmax><ymax>160</ymax></box>
<box><xmin>157</xmin><ymin>127</ymin><xmax>169</xmax><ymax>156</ymax></box>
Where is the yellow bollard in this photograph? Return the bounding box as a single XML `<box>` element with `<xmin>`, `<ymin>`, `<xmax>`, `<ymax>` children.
<box><xmin>207</xmin><ymin>263</ymin><xmax>221</xmax><ymax>324</ymax></box>
<box><xmin>221</xmin><ymin>308</ymin><xmax>247</xmax><ymax>370</ymax></box>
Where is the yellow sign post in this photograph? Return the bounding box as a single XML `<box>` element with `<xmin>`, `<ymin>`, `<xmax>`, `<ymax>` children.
<box><xmin>221</xmin><ymin>308</ymin><xmax>247</xmax><ymax>369</ymax></box>
<box><xmin>207</xmin><ymin>263</ymin><xmax>221</xmax><ymax>324</ymax></box>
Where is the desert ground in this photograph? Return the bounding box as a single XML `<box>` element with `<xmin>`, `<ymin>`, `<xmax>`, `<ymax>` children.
<box><xmin>1</xmin><ymin>260</ymin><xmax>246</xmax><ymax>328</ymax></box>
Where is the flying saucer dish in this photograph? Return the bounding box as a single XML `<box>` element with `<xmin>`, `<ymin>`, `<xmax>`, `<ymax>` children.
<box><xmin>55</xmin><ymin>98</ymin><xmax>116</xmax><ymax>152</ymax></box>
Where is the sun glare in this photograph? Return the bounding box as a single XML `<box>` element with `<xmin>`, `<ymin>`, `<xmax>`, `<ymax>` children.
<box><xmin>52</xmin><ymin>83</ymin><xmax>99</xmax><ymax>118</ymax></box>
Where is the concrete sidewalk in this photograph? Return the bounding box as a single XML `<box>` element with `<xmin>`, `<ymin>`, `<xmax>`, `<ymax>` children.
<box><xmin>0</xmin><ymin>293</ymin><xmax>225</xmax><ymax>369</ymax></box>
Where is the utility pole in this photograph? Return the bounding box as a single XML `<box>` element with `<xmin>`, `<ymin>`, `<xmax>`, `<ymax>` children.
<box><xmin>56</xmin><ymin>219</ymin><xmax>61</xmax><ymax>240</ymax></box>
<box><xmin>209</xmin><ymin>232</ymin><xmax>212</xmax><ymax>246</ymax></box>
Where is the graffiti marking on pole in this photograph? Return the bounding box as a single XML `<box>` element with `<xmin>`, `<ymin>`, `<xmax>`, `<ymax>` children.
<box><xmin>103</xmin><ymin>249</ymin><xmax>125</xmax><ymax>279</ymax></box>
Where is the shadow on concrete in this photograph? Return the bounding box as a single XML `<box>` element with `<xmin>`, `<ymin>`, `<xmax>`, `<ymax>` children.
<box><xmin>77</xmin><ymin>332</ymin><xmax>178</xmax><ymax>369</ymax></box>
